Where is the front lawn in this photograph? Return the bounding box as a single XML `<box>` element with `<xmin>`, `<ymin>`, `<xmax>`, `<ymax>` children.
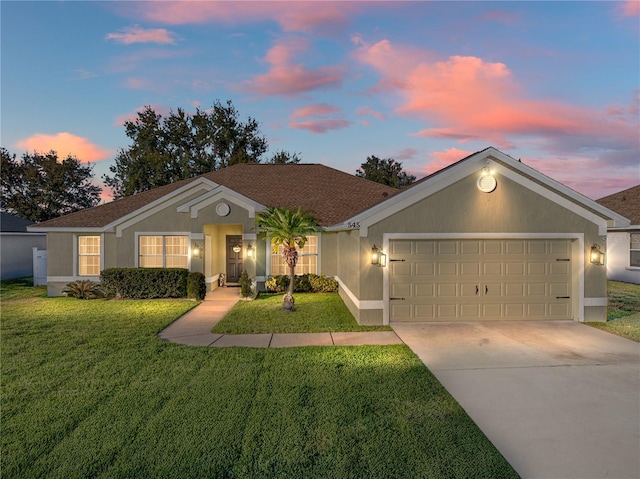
<box><xmin>1</xmin><ymin>282</ymin><xmax>516</xmax><ymax>479</ymax></box>
<box><xmin>213</xmin><ymin>292</ymin><xmax>393</xmax><ymax>334</ymax></box>
<box><xmin>586</xmin><ymin>281</ymin><xmax>640</xmax><ymax>342</ymax></box>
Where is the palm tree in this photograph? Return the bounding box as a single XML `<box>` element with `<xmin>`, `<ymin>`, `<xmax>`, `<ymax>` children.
<box><xmin>256</xmin><ymin>207</ymin><xmax>322</xmax><ymax>310</ymax></box>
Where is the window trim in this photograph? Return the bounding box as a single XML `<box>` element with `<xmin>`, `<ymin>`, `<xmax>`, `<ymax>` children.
<box><xmin>267</xmin><ymin>235</ymin><xmax>320</xmax><ymax>276</ymax></box>
<box><xmin>75</xmin><ymin>234</ymin><xmax>103</xmax><ymax>277</ymax></box>
<box><xmin>630</xmin><ymin>232</ymin><xmax>640</xmax><ymax>268</ymax></box>
<box><xmin>135</xmin><ymin>232</ymin><xmax>191</xmax><ymax>269</ymax></box>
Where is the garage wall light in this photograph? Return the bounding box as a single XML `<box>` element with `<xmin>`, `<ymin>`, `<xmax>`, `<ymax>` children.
<box><xmin>371</xmin><ymin>245</ymin><xmax>387</xmax><ymax>267</ymax></box>
<box><xmin>590</xmin><ymin>244</ymin><xmax>605</xmax><ymax>265</ymax></box>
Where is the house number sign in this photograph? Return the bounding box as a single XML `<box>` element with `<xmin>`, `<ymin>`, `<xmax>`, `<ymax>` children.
<box><xmin>347</xmin><ymin>222</ymin><xmax>360</xmax><ymax>229</ymax></box>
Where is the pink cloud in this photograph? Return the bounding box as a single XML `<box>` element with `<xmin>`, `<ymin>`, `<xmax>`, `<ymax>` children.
<box><xmin>394</xmin><ymin>148</ymin><xmax>418</xmax><ymax>160</ymax></box>
<box><xmin>357</xmin><ymin>105</ymin><xmax>385</xmax><ymax>120</ymax></box>
<box><xmin>16</xmin><ymin>132</ymin><xmax>110</xmax><ymax>163</ymax></box>
<box><xmin>354</xmin><ymin>38</ymin><xmax>638</xmax><ymax>153</ymax></box>
<box><xmin>288</xmin><ymin>102</ymin><xmax>350</xmax><ymax>134</ymax></box>
<box><xmin>422</xmin><ymin>148</ymin><xmax>474</xmax><ymax>175</ymax></box>
<box><xmin>616</xmin><ymin>1</ymin><xmax>640</xmax><ymax>17</ymax></box>
<box><xmin>291</xmin><ymin>103</ymin><xmax>341</xmax><ymax>119</ymax></box>
<box><xmin>242</xmin><ymin>38</ymin><xmax>343</xmax><ymax>95</ymax></box>
<box><xmin>525</xmin><ymin>155</ymin><xmax>640</xmax><ymax>200</ymax></box>
<box><xmin>289</xmin><ymin>119</ymin><xmax>350</xmax><ymax>134</ymax></box>
<box><xmin>105</xmin><ymin>25</ymin><xmax>179</xmax><ymax>44</ymax></box>
<box><xmin>411</xmin><ymin>128</ymin><xmax>479</xmax><ymax>143</ymax></box>
<box><xmin>124</xmin><ymin>2</ymin><xmax>359</xmax><ymax>33</ymax></box>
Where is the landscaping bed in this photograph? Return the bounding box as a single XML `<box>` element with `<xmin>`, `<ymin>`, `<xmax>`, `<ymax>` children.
<box><xmin>1</xmin><ymin>281</ymin><xmax>516</xmax><ymax>479</ymax></box>
<box><xmin>213</xmin><ymin>292</ymin><xmax>393</xmax><ymax>334</ymax></box>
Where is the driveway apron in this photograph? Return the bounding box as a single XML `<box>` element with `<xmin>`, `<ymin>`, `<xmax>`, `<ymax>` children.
<box><xmin>392</xmin><ymin>320</ymin><xmax>640</xmax><ymax>479</ymax></box>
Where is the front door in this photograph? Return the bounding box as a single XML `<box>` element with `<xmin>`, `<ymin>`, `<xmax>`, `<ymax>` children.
<box><xmin>226</xmin><ymin>235</ymin><xmax>243</xmax><ymax>283</ymax></box>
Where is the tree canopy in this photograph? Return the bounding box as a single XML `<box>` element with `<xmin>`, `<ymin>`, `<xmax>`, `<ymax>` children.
<box><xmin>0</xmin><ymin>148</ymin><xmax>102</xmax><ymax>222</ymax></box>
<box><xmin>104</xmin><ymin>100</ymin><xmax>299</xmax><ymax>198</ymax></box>
<box><xmin>355</xmin><ymin>155</ymin><xmax>416</xmax><ymax>188</ymax></box>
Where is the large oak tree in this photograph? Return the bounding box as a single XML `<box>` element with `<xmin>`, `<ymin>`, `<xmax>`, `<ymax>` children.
<box><xmin>104</xmin><ymin>100</ymin><xmax>271</xmax><ymax>198</ymax></box>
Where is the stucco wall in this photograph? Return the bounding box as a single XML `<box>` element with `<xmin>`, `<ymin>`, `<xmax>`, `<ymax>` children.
<box><xmin>605</xmin><ymin>231</ymin><xmax>640</xmax><ymax>284</ymax></box>
<box><xmin>345</xmin><ymin>173</ymin><xmax>608</xmax><ymax>323</ymax></box>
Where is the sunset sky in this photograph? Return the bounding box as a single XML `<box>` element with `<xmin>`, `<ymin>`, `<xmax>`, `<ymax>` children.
<box><xmin>2</xmin><ymin>1</ymin><xmax>638</xmax><ymax>201</ymax></box>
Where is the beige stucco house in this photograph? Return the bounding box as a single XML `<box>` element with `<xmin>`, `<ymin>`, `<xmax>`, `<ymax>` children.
<box><xmin>29</xmin><ymin>147</ymin><xmax>629</xmax><ymax>324</ymax></box>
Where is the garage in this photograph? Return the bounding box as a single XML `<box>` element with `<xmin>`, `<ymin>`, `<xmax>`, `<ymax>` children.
<box><xmin>389</xmin><ymin>238</ymin><xmax>573</xmax><ymax>321</ymax></box>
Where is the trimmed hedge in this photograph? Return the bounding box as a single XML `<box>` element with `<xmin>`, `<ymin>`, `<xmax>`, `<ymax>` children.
<box><xmin>187</xmin><ymin>272</ymin><xmax>207</xmax><ymax>300</ymax></box>
<box><xmin>100</xmin><ymin>268</ymin><xmax>189</xmax><ymax>299</ymax></box>
<box><xmin>265</xmin><ymin>274</ymin><xmax>338</xmax><ymax>293</ymax></box>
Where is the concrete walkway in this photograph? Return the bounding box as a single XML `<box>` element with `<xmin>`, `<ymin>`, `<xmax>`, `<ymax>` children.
<box><xmin>158</xmin><ymin>287</ymin><xmax>402</xmax><ymax>347</ymax></box>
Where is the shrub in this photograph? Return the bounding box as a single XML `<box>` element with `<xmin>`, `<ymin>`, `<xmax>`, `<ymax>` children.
<box><xmin>265</xmin><ymin>275</ymin><xmax>290</xmax><ymax>293</ymax></box>
<box><xmin>100</xmin><ymin>268</ymin><xmax>188</xmax><ymax>299</ymax></box>
<box><xmin>309</xmin><ymin>273</ymin><xmax>339</xmax><ymax>292</ymax></box>
<box><xmin>264</xmin><ymin>274</ymin><xmax>339</xmax><ymax>293</ymax></box>
<box><xmin>187</xmin><ymin>272</ymin><xmax>207</xmax><ymax>300</ymax></box>
<box><xmin>239</xmin><ymin>271</ymin><xmax>253</xmax><ymax>299</ymax></box>
<box><xmin>63</xmin><ymin>280</ymin><xmax>104</xmax><ymax>299</ymax></box>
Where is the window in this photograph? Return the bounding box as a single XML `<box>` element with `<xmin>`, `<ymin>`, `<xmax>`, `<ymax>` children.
<box><xmin>631</xmin><ymin>233</ymin><xmax>640</xmax><ymax>267</ymax></box>
<box><xmin>139</xmin><ymin>235</ymin><xmax>188</xmax><ymax>268</ymax></box>
<box><xmin>79</xmin><ymin>236</ymin><xmax>101</xmax><ymax>276</ymax></box>
<box><xmin>270</xmin><ymin>236</ymin><xmax>318</xmax><ymax>275</ymax></box>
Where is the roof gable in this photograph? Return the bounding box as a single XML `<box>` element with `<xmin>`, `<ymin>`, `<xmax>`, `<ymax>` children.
<box><xmin>341</xmin><ymin>147</ymin><xmax>629</xmax><ymax>236</ymax></box>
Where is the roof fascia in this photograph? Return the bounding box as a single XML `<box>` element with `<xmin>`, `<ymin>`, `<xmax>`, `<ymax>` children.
<box><xmin>176</xmin><ymin>185</ymin><xmax>266</xmax><ymax>218</ymax></box>
<box><xmin>113</xmin><ymin>178</ymin><xmax>218</xmax><ymax>237</ymax></box>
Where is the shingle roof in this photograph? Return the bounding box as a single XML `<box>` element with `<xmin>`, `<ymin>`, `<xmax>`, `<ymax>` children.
<box><xmin>596</xmin><ymin>185</ymin><xmax>640</xmax><ymax>225</ymax></box>
<box><xmin>32</xmin><ymin>164</ymin><xmax>399</xmax><ymax>229</ymax></box>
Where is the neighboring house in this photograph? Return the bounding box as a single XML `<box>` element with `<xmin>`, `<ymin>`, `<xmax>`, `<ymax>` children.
<box><xmin>596</xmin><ymin>185</ymin><xmax>640</xmax><ymax>285</ymax></box>
<box><xmin>1</xmin><ymin>213</ymin><xmax>47</xmax><ymax>280</ymax></box>
<box><xmin>29</xmin><ymin>147</ymin><xmax>628</xmax><ymax>323</ymax></box>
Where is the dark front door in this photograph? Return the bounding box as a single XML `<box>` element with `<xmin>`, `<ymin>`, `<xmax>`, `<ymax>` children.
<box><xmin>226</xmin><ymin>235</ymin><xmax>243</xmax><ymax>283</ymax></box>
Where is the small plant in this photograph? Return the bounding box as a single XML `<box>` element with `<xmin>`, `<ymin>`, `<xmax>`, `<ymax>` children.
<box><xmin>63</xmin><ymin>280</ymin><xmax>104</xmax><ymax>299</ymax></box>
<box><xmin>239</xmin><ymin>271</ymin><xmax>253</xmax><ymax>299</ymax></box>
<box><xmin>187</xmin><ymin>272</ymin><xmax>207</xmax><ymax>300</ymax></box>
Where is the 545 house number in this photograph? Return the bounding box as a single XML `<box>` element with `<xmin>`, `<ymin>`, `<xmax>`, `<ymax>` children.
<box><xmin>347</xmin><ymin>222</ymin><xmax>360</xmax><ymax>229</ymax></box>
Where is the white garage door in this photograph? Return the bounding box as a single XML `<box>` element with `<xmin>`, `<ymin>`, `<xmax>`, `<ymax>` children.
<box><xmin>389</xmin><ymin>239</ymin><xmax>573</xmax><ymax>321</ymax></box>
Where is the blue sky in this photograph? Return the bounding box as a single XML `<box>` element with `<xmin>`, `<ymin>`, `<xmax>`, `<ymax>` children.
<box><xmin>2</xmin><ymin>1</ymin><xmax>638</xmax><ymax>201</ymax></box>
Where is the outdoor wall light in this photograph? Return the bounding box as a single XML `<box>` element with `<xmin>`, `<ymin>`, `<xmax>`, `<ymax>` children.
<box><xmin>590</xmin><ymin>244</ymin><xmax>605</xmax><ymax>265</ymax></box>
<box><xmin>246</xmin><ymin>243</ymin><xmax>254</xmax><ymax>258</ymax></box>
<box><xmin>477</xmin><ymin>161</ymin><xmax>497</xmax><ymax>193</ymax></box>
<box><xmin>371</xmin><ymin>244</ymin><xmax>387</xmax><ymax>267</ymax></box>
<box><xmin>232</xmin><ymin>243</ymin><xmax>242</xmax><ymax>254</ymax></box>
<box><xmin>192</xmin><ymin>243</ymin><xmax>203</xmax><ymax>258</ymax></box>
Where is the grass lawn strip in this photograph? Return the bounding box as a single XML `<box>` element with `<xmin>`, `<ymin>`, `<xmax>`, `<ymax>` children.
<box><xmin>585</xmin><ymin>281</ymin><xmax>640</xmax><ymax>342</ymax></box>
<box><xmin>2</xmin><ymin>283</ymin><xmax>516</xmax><ymax>478</ymax></box>
<box><xmin>214</xmin><ymin>293</ymin><xmax>392</xmax><ymax>334</ymax></box>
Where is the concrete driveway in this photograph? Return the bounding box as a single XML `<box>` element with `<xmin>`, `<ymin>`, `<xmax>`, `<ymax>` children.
<box><xmin>392</xmin><ymin>321</ymin><xmax>640</xmax><ymax>479</ymax></box>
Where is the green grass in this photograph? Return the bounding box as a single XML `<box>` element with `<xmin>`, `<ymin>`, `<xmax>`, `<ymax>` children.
<box><xmin>1</xmin><ymin>281</ymin><xmax>517</xmax><ymax>479</ymax></box>
<box><xmin>213</xmin><ymin>293</ymin><xmax>393</xmax><ymax>334</ymax></box>
<box><xmin>585</xmin><ymin>281</ymin><xmax>640</xmax><ymax>342</ymax></box>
